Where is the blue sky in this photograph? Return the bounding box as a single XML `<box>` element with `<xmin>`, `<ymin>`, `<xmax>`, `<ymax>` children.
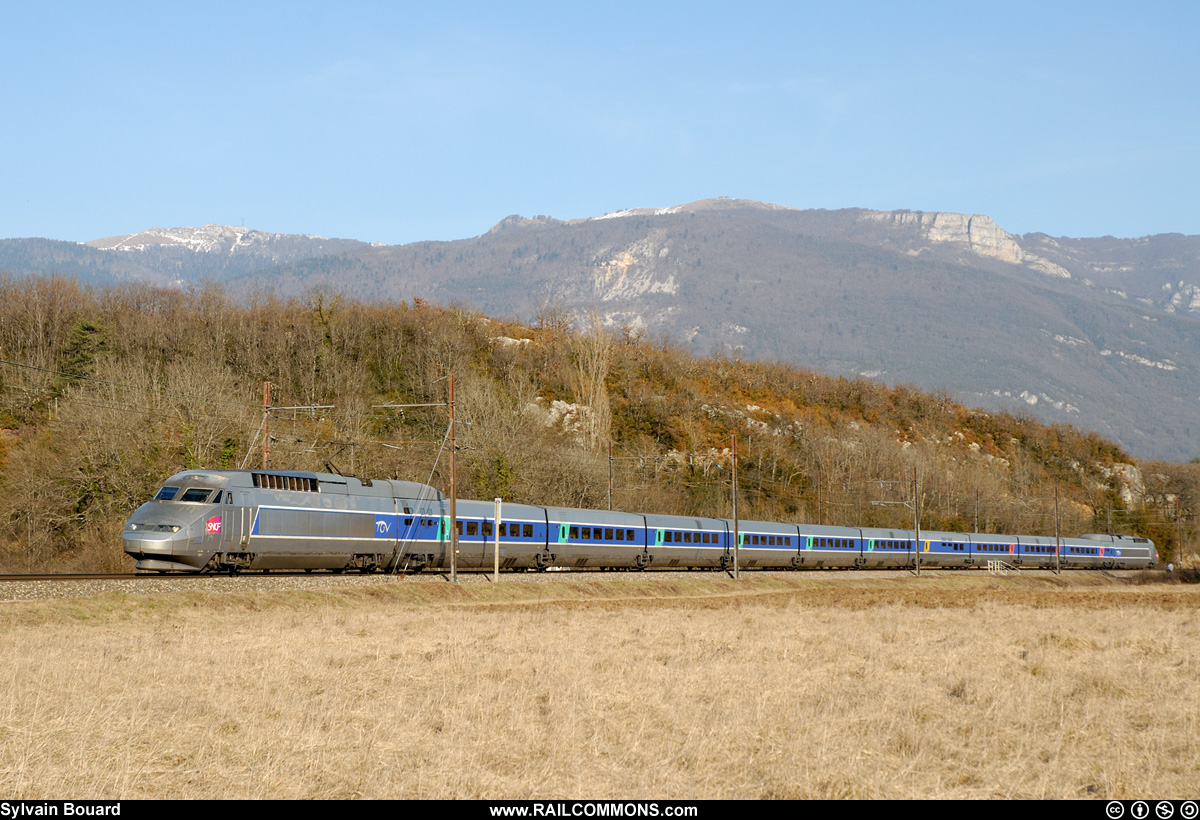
<box><xmin>2</xmin><ymin>1</ymin><xmax>1196</xmax><ymax>244</ymax></box>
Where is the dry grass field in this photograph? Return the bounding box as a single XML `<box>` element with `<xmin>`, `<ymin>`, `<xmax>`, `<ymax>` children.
<box><xmin>1</xmin><ymin>571</ymin><xmax>1197</xmax><ymax>799</ymax></box>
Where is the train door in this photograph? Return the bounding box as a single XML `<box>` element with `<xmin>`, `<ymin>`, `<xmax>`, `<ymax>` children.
<box><xmin>220</xmin><ymin>492</ymin><xmax>238</xmax><ymax>551</ymax></box>
<box><xmin>238</xmin><ymin>491</ymin><xmax>252</xmax><ymax>548</ymax></box>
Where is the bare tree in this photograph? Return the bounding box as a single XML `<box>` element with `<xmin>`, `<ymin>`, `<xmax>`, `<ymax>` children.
<box><xmin>572</xmin><ymin>310</ymin><xmax>613</xmax><ymax>451</ymax></box>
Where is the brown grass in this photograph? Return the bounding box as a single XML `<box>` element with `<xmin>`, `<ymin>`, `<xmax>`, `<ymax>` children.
<box><xmin>1</xmin><ymin>572</ymin><xmax>1197</xmax><ymax>799</ymax></box>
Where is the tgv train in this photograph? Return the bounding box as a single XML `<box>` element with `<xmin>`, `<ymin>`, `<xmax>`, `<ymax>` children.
<box><xmin>123</xmin><ymin>469</ymin><xmax>1160</xmax><ymax>573</ymax></box>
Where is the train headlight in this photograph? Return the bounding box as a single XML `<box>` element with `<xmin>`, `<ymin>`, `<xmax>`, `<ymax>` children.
<box><xmin>129</xmin><ymin>523</ymin><xmax>139</xmax><ymax>531</ymax></box>
<box><xmin>171</xmin><ymin>525</ymin><xmax>180</xmax><ymax>533</ymax></box>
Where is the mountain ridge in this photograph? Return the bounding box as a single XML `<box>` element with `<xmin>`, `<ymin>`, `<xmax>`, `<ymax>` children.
<box><xmin>2</xmin><ymin>199</ymin><xmax>1198</xmax><ymax>460</ymax></box>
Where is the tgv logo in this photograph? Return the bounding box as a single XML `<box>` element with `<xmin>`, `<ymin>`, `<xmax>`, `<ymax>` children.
<box><xmin>376</xmin><ymin>520</ymin><xmax>391</xmax><ymax>534</ymax></box>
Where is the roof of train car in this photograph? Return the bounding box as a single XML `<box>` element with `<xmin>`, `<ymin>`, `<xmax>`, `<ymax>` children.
<box><xmin>543</xmin><ymin>506</ymin><xmax>645</xmax><ymax>525</ymax></box>
<box><xmin>643</xmin><ymin>512</ymin><xmax>731</xmax><ymax>530</ymax></box>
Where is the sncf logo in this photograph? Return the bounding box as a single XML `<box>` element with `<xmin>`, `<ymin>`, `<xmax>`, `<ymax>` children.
<box><xmin>206</xmin><ymin>516</ymin><xmax>222</xmax><ymax>534</ymax></box>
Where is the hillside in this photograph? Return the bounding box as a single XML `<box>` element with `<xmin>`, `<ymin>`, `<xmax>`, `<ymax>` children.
<box><xmin>2</xmin><ymin>200</ymin><xmax>1198</xmax><ymax>460</ymax></box>
<box><xmin>0</xmin><ymin>276</ymin><xmax>1192</xmax><ymax>571</ymax></box>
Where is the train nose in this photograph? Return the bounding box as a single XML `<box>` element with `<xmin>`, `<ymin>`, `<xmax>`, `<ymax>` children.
<box><xmin>123</xmin><ymin>524</ymin><xmax>185</xmax><ymax>556</ymax></box>
<box><xmin>123</xmin><ymin>513</ymin><xmax>200</xmax><ymax>570</ymax></box>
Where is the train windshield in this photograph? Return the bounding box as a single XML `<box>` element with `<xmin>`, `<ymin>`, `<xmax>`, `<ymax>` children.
<box><xmin>179</xmin><ymin>488</ymin><xmax>215</xmax><ymax>503</ymax></box>
<box><xmin>154</xmin><ymin>486</ymin><xmax>180</xmax><ymax>501</ymax></box>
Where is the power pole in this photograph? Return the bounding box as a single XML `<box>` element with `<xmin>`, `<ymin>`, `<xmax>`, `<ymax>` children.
<box><xmin>262</xmin><ymin>381</ymin><xmax>271</xmax><ymax>469</ymax></box>
<box><xmin>732</xmin><ymin>432</ymin><xmax>740</xmax><ymax>579</ymax></box>
<box><xmin>449</xmin><ymin>374</ymin><xmax>457</xmax><ymax>583</ymax></box>
<box><xmin>817</xmin><ymin>469</ymin><xmax>822</xmax><ymax>526</ymax></box>
<box><xmin>1178</xmin><ymin>497</ymin><xmax>1185</xmax><ymax>569</ymax></box>
<box><xmin>913</xmin><ymin>466</ymin><xmax>921</xmax><ymax>577</ymax></box>
<box><xmin>1054</xmin><ymin>487</ymin><xmax>1062</xmax><ymax>575</ymax></box>
<box><xmin>608</xmin><ymin>440</ymin><xmax>614</xmax><ymax>511</ymax></box>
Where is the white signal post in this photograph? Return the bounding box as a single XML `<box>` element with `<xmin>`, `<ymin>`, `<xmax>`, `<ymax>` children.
<box><xmin>494</xmin><ymin>497</ymin><xmax>501</xmax><ymax>582</ymax></box>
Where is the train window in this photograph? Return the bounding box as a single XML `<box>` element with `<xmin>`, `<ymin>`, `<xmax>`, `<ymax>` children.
<box><xmin>627</xmin><ymin>529</ymin><xmax>635</xmax><ymax>541</ymax></box>
<box><xmin>570</xmin><ymin>526</ymin><xmax>579</xmax><ymax>539</ymax></box>
<box><xmin>483</xmin><ymin>523</ymin><xmax>493</xmax><ymax>537</ymax></box>
<box><xmin>467</xmin><ymin>522</ymin><xmax>478</xmax><ymax>536</ymax></box>
<box><xmin>523</xmin><ymin>524</ymin><xmax>533</xmax><ymax>538</ymax></box>
<box><xmin>682</xmin><ymin>532</ymin><xmax>690</xmax><ymax>543</ymax></box>
<box><xmin>455</xmin><ymin>521</ymin><xmax>464</xmax><ymax>536</ymax></box>
<box><xmin>154</xmin><ymin>486</ymin><xmax>179</xmax><ymax>501</ymax></box>
<box><xmin>405</xmin><ymin>518</ymin><xmax>413</xmax><ymax>526</ymax></box>
<box><xmin>499</xmin><ymin>523</ymin><xmax>508</xmax><ymax>536</ymax></box>
<box><xmin>404</xmin><ymin>507</ymin><xmax>411</xmax><ymax>514</ymax></box>
<box><xmin>593</xmin><ymin>528</ymin><xmax>603</xmax><ymax>540</ymax></box>
<box><xmin>616</xmin><ymin>529</ymin><xmax>625</xmax><ymax>541</ymax></box>
<box><xmin>581</xmin><ymin>527</ymin><xmax>590</xmax><ymax>540</ymax></box>
<box><xmin>606</xmin><ymin>528</ymin><xmax>614</xmax><ymax>541</ymax></box>
<box><xmin>180</xmin><ymin>488</ymin><xmax>214</xmax><ymax>503</ymax></box>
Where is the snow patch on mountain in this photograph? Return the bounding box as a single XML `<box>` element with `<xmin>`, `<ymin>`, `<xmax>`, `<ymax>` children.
<box><xmin>989</xmin><ymin>389</ymin><xmax>1079</xmax><ymax>413</ymax></box>
<box><xmin>88</xmin><ymin>225</ymin><xmax>332</xmax><ymax>254</ymax></box>
<box><xmin>1099</xmin><ymin>350</ymin><xmax>1178</xmax><ymax>371</ymax></box>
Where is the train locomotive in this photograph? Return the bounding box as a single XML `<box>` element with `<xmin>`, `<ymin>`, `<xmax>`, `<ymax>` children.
<box><xmin>124</xmin><ymin>468</ymin><xmax>1160</xmax><ymax>574</ymax></box>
